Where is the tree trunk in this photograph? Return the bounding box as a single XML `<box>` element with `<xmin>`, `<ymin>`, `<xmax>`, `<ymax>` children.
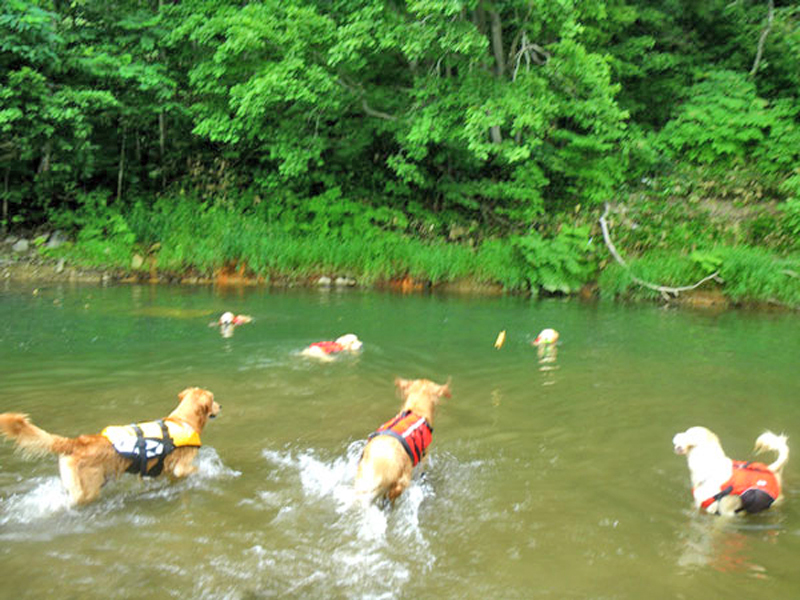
<box><xmin>38</xmin><ymin>140</ymin><xmax>52</xmax><ymax>174</ymax></box>
<box><xmin>472</xmin><ymin>5</ymin><xmax>486</xmax><ymax>34</ymax></box>
<box><xmin>158</xmin><ymin>0</ymin><xmax>167</xmax><ymax>189</ymax></box>
<box><xmin>117</xmin><ymin>125</ymin><xmax>126</xmax><ymax>203</ymax></box>
<box><xmin>489</xmin><ymin>10</ymin><xmax>506</xmax><ymax>78</ymax></box>
<box><xmin>488</xmin><ymin>9</ymin><xmax>504</xmax><ymax>144</ymax></box>
<box><xmin>159</xmin><ymin>111</ymin><xmax>166</xmax><ymax>189</ymax></box>
<box><xmin>2</xmin><ymin>165</ymin><xmax>9</xmax><ymax>234</ymax></box>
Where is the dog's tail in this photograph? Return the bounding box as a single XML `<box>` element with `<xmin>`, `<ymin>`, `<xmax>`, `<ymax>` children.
<box><xmin>353</xmin><ymin>455</ymin><xmax>399</xmax><ymax>505</ymax></box>
<box><xmin>755</xmin><ymin>431</ymin><xmax>789</xmax><ymax>474</ymax></box>
<box><xmin>0</xmin><ymin>413</ymin><xmax>76</xmax><ymax>458</ymax></box>
<box><xmin>353</xmin><ymin>467</ymin><xmax>387</xmax><ymax>503</ymax></box>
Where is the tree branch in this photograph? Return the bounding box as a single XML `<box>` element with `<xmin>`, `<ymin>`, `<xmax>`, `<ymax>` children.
<box><xmin>750</xmin><ymin>0</ymin><xmax>774</xmax><ymax>77</ymax></box>
<box><xmin>512</xmin><ymin>34</ymin><xmax>549</xmax><ymax>81</ymax></box>
<box><xmin>599</xmin><ymin>204</ymin><xmax>723</xmax><ymax>299</ymax></box>
<box><xmin>336</xmin><ymin>78</ymin><xmax>398</xmax><ymax>121</ymax></box>
<box><xmin>361</xmin><ymin>99</ymin><xmax>397</xmax><ymax>121</ymax></box>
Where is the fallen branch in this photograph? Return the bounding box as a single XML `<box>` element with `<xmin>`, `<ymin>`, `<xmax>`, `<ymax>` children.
<box><xmin>599</xmin><ymin>204</ymin><xmax>723</xmax><ymax>300</ymax></box>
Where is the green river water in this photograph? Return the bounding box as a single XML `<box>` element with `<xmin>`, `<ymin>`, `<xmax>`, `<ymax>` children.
<box><xmin>1</xmin><ymin>282</ymin><xmax>799</xmax><ymax>599</ymax></box>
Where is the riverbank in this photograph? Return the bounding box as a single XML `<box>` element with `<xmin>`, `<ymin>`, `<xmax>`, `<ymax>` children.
<box><xmin>4</xmin><ymin>229</ymin><xmax>792</xmax><ymax>313</ymax></box>
<box><xmin>0</xmin><ymin>230</ymin><xmax>493</xmax><ymax>291</ymax></box>
<box><xmin>5</xmin><ymin>173</ymin><xmax>799</xmax><ymax>310</ymax></box>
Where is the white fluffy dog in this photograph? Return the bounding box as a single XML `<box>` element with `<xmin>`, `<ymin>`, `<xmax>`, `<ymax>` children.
<box><xmin>673</xmin><ymin>426</ymin><xmax>789</xmax><ymax>516</ymax></box>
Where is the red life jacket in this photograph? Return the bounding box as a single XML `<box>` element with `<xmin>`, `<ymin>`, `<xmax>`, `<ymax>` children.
<box><xmin>700</xmin><ymin>460</ymin><xmax>780</xmax><ymax>514</ymax></box>
<box><xmin>369</xmin><ymin>411</ymin><xmax>433</xmax><ymax>466</ymax></box>
<box><xmin>310</xmin><ymin>341</ymin><xmax>344</xmax><ymax>354</ymax></box>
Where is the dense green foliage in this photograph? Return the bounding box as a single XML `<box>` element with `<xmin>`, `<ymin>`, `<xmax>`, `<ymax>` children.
<box><xmin>2</xmin><ymin>0</ymin><xmax>799</xmax><ymax>305</ymax></box>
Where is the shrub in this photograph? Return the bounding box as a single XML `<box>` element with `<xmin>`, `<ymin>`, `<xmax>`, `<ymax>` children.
<box><xmin>658</xmin><ymin>70</ymin><xmax>770</xmax><ymax>164</ymax></box>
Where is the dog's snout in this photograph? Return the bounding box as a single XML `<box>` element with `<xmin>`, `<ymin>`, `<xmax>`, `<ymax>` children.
<box><xmin>209</xmin><ymin>402</ymin><xmax>221</xmax><ymax>418</ymax></box>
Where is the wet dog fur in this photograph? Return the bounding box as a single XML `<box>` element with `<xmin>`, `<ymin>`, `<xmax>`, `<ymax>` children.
<box><xmin>673</xmin><ymin>426</ymin><xmax>789</xmax><ymax>516</ymax></box>
<box><xmin>0</xmin><ymin>387</ymin><xmax>220</xmax><ymax>505</ymax></box>
<box><xmin>354</xmin><ymin>377</ymin><xmax>450</xmax><ymax>505</ymax></box>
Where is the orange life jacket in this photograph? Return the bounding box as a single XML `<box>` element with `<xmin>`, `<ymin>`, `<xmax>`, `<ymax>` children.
<box><xmin>102</xmin><ymin>418</ymin><xmax>201</xmax><ymax>477</ymax></box>
<box><xmin>699</xmin><ymin>460</ymin><xmax>780</xmax><ymax>514</ymax></box>
<box><xmin>310</xmin><ymin>341</ymin><xmax>344</xmax><ymax>354</ymax></box>
<box><xmin>369</xmin><ymin>411</ymin><xmax>432</xmax><ymax>466</ymax></box>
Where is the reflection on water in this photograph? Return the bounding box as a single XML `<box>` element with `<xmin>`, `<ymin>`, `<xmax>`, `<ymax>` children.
<box><xmin>676</xmin><ymin>511</ymin><xmax>782</xmax><ymax>577</ymax></box>
<box><xmin>1</xmin><ymin>284</ymin><xmax>800</xmax><ymax>598</ymax></box>
<box><xmin>532</xmin><ymin>327</ymin><xmax>559</xmax><ymax>386</ymax></box>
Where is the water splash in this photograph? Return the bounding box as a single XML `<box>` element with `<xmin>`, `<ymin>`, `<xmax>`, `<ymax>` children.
<box><xmin>254</xmin><ymin>442</ymin><xmax>438</xmax><ymax>596</ymax></box>
<box><xmin>0</xmin><ymin>476</ymin><xmax>72</xmax><ymax>528</ymax></box>
<box><xmin>0</xmin><ymin>446</ymin><xmax>239</xmax><ymax>530</ymax></box>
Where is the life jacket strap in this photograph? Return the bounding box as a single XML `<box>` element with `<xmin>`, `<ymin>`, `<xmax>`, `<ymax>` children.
<box><xmin>149</xmin><ymin>420</ymin><xmax>176</xmax><ymax>477</ymax></box>
<box><xmin>132</xmin><ymin>424</ymin><xmax>148</xmax><ymax>477</ymax></box>
<box><xmin>379</xmin><ymin>429</ymin><xmax>416</xmax><ymax>463</ymax></box>
<box><xmin>701</xmin><ymin>485</ymin><xmax>734</xmax><ymax>510</ymax></box>
<box><xmin>126</xmin><ymin>420</ymin><xmax>176</xmax><ymax>477</ymax></box>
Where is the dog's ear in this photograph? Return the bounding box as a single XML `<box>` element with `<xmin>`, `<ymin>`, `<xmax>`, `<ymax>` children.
<box><xmin>394</xmin><ymin>377</ymin><xmax>411</xmax><ymax>395</ymax></box>
<box><xmin>438</xmin><ymin>378</ymin><xmax>452</xmax><ymax>399</ymax></box>
<box><xmin>192</xmin><ymin>390</ymin><xmax>215</xmax><ymax>420</ymax></box>
<box><xmin>201</xmin><ymin>393</ymin><xmax>213</xmax><ymax>417</ymax></box>
<box><xmin>178</xmin><ymin>387</ymin><xmax>196</xmax><ymax>402</ymax></box>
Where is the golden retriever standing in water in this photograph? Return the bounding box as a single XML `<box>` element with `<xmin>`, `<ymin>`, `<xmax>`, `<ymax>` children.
<box><xmin>0</xmin><ymin>387</ymin><xmax>220</xmax><ymax>505</ymax></box>
<box><xmin>673</xmin><ymin>426</ymin><xmax>789</xmax><ymax>516</ymax></box>
<box><xmin>355</xmin><ymin>377</ymin><xmax>451</xmax><ymax>505</ymax></box>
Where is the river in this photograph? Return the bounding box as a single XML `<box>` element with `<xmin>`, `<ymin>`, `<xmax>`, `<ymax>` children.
<box><xmin>1</xmin><ymin>283</ymin><xmax>799</xmax><ymax>599</ymax></box>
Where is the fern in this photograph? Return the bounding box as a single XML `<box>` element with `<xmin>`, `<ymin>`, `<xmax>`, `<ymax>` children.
<box><xmin>510</xmin><ymin>225</ymin><xmax>596</xmax><ymax>294</ymax></box>
<box><xmin>659</xmin><ymin>70</ymin><xmax>771</xmax><ymax>164</ymax></box>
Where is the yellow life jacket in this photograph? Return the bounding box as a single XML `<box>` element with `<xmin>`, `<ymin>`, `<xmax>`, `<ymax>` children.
<box><xmin>101</xmin><ymin>418</ymin><xmax>201</xmax><ymax>477</ymax></box>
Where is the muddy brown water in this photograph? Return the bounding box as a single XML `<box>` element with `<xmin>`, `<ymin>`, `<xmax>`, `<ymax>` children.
<box><xmin>1</xmin><ymin>283</ymin><xmax>799</xmax><ymax>599</ymax></box>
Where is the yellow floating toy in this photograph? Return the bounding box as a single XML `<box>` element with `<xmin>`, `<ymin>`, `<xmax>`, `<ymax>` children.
<box><xmin>494</xmin><ymin>330</ymin><xmax>506</xmax><ymax>349</ymax></box>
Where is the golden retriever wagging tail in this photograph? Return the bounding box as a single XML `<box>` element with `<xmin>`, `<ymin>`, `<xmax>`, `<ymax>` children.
<box><xmin>0</xmin><ymin>387</ymin><xmax>220</xmax><ymax>505</ymax></box>
<box><xmin>355</xmin><ymin>377</ymin><xmax>451</xmax><ymax>505</ymax></box>
<box><xmin>673</xmin><ymin>426</ymin><xmax>789</xmax><ymax>516</ymax></box>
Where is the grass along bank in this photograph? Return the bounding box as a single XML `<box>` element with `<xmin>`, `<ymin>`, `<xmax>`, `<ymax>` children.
<box><xmin>5</xmin><ymin>194</ymin><xmax>799</xmax><ymax>309</ymax></box>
